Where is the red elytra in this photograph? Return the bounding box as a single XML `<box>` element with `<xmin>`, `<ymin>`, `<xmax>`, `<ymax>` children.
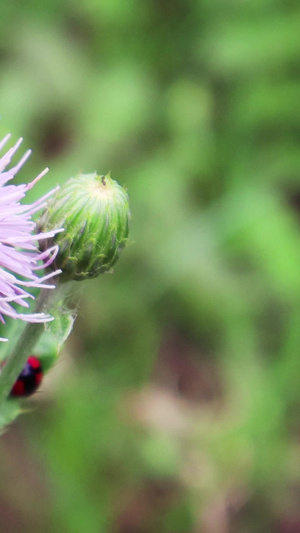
<box><xmin>27</xmin><ymin>356</ymin><xmax>41</xmax><ymax>370</ymax></box>
<box><xmin>9</xmin><ymin>356</ymin><xmax>43</xmax><ymax>398</ymax></box>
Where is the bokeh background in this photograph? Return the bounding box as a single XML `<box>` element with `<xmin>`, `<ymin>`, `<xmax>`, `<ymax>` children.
<box><xmin>1</xmin><ymin>1</ymin><xmax>300</xmax><ymax>531</ymax></box>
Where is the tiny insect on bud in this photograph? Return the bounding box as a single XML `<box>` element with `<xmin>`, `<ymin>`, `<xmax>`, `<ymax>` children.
<box><xmin>38</xmin><ymin>172</ymin><xmax>130</xmax><ymax>281</ymax></box>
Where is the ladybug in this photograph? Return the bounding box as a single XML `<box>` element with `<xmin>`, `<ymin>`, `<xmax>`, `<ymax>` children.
<box><xmin>10</xmin><ymin>356</ymin><xmax>43</xmax><ymax>398</ymax></box>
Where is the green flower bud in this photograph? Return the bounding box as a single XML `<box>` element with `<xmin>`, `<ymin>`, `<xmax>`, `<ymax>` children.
<box><xmin>38</xmin><ymin>172</ymin><xmax>130</xmax><ymax>281</ymax></box>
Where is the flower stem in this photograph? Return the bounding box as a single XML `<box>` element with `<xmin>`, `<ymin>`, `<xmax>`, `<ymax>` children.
<box><xmin>0</xmin><ymin>286</ymin><xmax>58</xmax><ymax>408</ymax></box>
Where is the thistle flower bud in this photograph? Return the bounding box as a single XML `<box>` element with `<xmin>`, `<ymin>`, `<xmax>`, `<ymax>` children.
<box><xmin>38</xmin><ymin>172</ymin><xmax>130</xmax><ymax>281</ymax></box>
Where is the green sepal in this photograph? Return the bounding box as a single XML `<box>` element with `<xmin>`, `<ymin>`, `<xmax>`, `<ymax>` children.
<box><xmin>36</xmin><ymin>305</ymin><xmax>76</xmax><ymax>371</ymax></box>
<box><xmin>45</xmin><ymin>306</ymin><xmax>75</xmax><ymax>347</ymax></box>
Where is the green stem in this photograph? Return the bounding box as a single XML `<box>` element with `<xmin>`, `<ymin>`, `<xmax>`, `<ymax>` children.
<box><xmin>0</xmin><ymin>284</ymin><xmax>62</xmax><ymax>408</ymax></box>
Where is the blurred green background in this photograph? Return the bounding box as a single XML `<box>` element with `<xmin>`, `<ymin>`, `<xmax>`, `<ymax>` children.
<box><xmin>1</xmin><ymin>1</ymin><xmax>300</xmax><ymax>531</ymax></box>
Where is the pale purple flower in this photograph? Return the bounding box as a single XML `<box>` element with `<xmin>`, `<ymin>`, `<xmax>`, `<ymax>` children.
<box><xmin>0</xmin><ymin>134</ymin><xmax>62</xmax><ymax>340</ymax></box>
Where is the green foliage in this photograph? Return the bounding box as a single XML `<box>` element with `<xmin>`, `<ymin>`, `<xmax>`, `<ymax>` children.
<box><xmin>1</xmin><ymin>0</ymin><xmax>300</xmax><ymax>531</ymax></box>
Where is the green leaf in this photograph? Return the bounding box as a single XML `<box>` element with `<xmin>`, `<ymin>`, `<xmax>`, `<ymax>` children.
<box><xmin>0</xmin><ymin>399</ymin><xmax>21</xmax><ymax>431</ymax></box>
